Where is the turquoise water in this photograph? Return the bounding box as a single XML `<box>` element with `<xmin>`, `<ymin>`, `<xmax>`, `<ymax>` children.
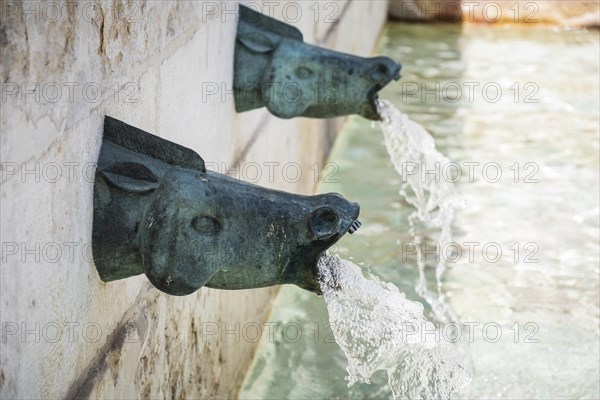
<box><xmin>241</xmin><ymin>23</ymin><xmax>599</xmax><ymax>399</ymax></box>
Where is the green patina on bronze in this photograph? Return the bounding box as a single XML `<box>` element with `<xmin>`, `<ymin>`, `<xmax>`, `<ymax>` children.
<box><xmin>92</xmin><ymin>116</ymin><xmax>361</xmax><ymax>295</ymax></box>
<box><xmin>234</xmin><ymin>5</ymin><xmax>402</xmax><ymax>120</ymax></box>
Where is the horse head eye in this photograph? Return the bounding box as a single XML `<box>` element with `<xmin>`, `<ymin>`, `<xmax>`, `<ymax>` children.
<box><xmin>295</xmin><ymin>67</ymin><xmax>313</xmax><ymax>80</ymax></box>
<box><xmin>191</xmin><ymin>216</ymin><xmax>221</xmax><ymax>235</ymax></box>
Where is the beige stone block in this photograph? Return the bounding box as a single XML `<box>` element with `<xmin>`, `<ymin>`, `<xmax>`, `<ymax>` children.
<box><xmin>1</xmin><ymin>0</ymin><xmax>392</xmax><ymax>398</ymax></box>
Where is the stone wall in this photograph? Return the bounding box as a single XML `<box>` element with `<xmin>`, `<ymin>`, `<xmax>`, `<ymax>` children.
<box><xmin>0</xmin><ymin>1</ymin><xmax>389</xmax><ymax>398</ymax></box>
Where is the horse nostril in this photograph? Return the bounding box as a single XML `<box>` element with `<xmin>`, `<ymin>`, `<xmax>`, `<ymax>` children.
<box><xmin>310</xmin><ymin>207</ymin><xmax>341</xmax><ymax>240</ymax></box>
<box><xmin>371</xmin><ymin>63</ymin><xmax>390</xmax><ymax>81</ymax></box>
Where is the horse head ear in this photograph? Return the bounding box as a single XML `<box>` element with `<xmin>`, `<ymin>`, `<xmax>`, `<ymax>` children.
<box><xmin>100</xmin><ymin>162</ymin><xmax>159</xmax><ymax>193</ymax></box>
<box><xmin>237</xmin><ymin>32</ymin><xmax>278</xmax><ymax>54</ymax></box>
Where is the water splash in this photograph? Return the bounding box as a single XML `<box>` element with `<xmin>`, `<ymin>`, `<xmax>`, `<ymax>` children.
<box><xmin>317</xmin><ymin>100</ymin><xmax>472</xmax><ymax>398</ymax></box>
<box><xmin>377</xmin><ymin>99</ymin><xmax>461</xmax><ymax>323</ymax></box>
<box><xmin>318</xmin><ymin>255</ymin><xmax>471</xmax><ymax>399</ymax></box>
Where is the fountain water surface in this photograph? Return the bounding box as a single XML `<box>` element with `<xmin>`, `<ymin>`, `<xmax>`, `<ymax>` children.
<box><xmin>242</xmin><ymin>24</ymin><xmax>600</xmax><ymax>400</ymax></box>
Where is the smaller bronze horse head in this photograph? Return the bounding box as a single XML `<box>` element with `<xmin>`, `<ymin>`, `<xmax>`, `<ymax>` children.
<box><xmin>234</xmin><ymin>5</ymin><xmax>401</xmax><ymax>120</ymax></box>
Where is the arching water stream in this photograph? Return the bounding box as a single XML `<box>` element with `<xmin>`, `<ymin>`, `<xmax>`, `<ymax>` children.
<box><xmin>311</xmin><ymin>99</ymin><xmax>473</xmax><ymax>399</ymax></box>
<box><xmin>377</xmin><ymin>99</ymin><xmax>462</xmax><ymax>324</ymax></box>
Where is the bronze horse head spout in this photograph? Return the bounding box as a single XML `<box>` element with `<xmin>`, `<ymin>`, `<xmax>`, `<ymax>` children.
<box><xmin>92</xmin><ymin>116</ymin><xmax>360</xmax><ymax>295</ymax></box>
<box><xmin>234</xmin><ymin>5</ymin><xmax>401</xmax><ymax>120</ymax></box>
